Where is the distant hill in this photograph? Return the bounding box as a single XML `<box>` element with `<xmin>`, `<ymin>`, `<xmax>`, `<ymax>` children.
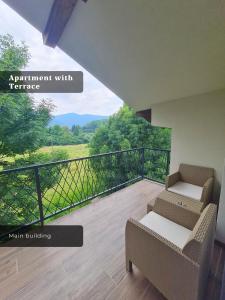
<box><xmin>49</xmin><ymin>113</ymin><xmax>108</xmax><ymax>128</ymax></box>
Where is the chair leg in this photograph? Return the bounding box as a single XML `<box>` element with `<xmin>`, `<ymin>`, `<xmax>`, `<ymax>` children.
<box><xmin>126</xmin><ymin>258</ymin><xmax>132</xmax><ymax>272</ymax></box>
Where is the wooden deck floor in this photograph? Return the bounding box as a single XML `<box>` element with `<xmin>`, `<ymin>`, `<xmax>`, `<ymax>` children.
<box><xmin>0</xmin><ymin>180</ymin><xmax>224</xmax><ymax>300</ymax></box>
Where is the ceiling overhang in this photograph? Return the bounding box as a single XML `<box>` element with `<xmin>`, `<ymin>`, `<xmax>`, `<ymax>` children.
<box><xmin>3</xmin><ymin>0</ymin><xmax>225</xmax><ymax>111</ymax></box>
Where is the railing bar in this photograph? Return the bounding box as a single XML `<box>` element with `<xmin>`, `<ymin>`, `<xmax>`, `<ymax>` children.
<box><xmin>34</xmin><ymin>167</ymin><xmax>44</xmax><ymax>226</ymax></box>
<box><xmin>140</xmin><ymin>148</ymin><xmax>145</xmax><ymax>179</ymax></box>
<box><xmin>166</xmin><ymin>151</ymin><xmax>170</xmax><ymax>175</ymax></box>
<box><xmin>143</xmin><ymin>147</ymin><xmax>170</xmax><ymax>152</ymax></box>
<box><xmin>0</xmin><ymin>147</ymin><xmax>170</xmax><ymax>174</ymax></box>
<box><xmin>43</xmin><ymin>176</ymin><xmax>142</xmax><ymax>220</ymax></box>
<box><xmin>143</xmin><ymin>176</ymin><xmax>165</xmax><ymax>184</ymax></box>
<box><xmin>0</xmin><ymin>148</ymin><xmax>140</xmax><ymax>173</ymax></box>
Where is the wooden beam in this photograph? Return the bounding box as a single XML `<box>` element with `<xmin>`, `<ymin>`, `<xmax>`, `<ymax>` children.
<box><xmin>136</xmin><ymin>109</ymin><xmax>152</xmax><ymax>122</ymax></box>
<box><xmin>43</xmin><ymin>0</ymin><xmax>87</xmax><ymax>48</ymax></box>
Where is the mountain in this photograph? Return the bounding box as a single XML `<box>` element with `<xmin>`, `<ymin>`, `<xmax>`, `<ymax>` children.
<box><xmin>49</xmin><ymin>113</ymin><xmax>108</xmax><ymax>128</ymax></box>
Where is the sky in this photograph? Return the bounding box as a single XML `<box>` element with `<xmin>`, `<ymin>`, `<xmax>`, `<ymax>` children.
<box><xmin>0</xmin><ymin>0</ymin><xmax>123</xmax><ymax>116</ymax></box>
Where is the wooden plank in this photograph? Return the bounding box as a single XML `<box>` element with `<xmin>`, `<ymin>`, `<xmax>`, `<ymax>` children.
<box><xmin>0</xmin><ymin>258</ymin><xmax>17</xmax><ymax>284</ymax></box>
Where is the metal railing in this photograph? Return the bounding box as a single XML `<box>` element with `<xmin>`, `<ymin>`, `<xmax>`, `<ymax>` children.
<box><xmin>0</xmin><ymin>147</ymin><xmax>170</xmax><ymax>231</ymax></box>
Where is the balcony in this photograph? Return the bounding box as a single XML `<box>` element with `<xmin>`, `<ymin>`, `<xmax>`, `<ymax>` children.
<box><xmin>0</xmin><ymin>148</ymin><xmax>170</xmax><ymax>230</ymax></box>
<box><xmin>0</xmin><ymin>149</ymin><xmax>224</xmax><ymax>299</ymax></box>
<box><xmin>0</xmin><ymin>180</ymin><xmax>224</xmax><ymax>299</ymax></box>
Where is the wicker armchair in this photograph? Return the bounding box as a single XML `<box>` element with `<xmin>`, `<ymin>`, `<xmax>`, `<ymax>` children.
<box><xmin>125</xmin><ymin>200</ymin><xmax>217</xmax><ymax>300</ymax></box>
<box><xmin>166</xmin><ymin>163</ymin><xmax>214</xmax><ymax>207</ymax></box>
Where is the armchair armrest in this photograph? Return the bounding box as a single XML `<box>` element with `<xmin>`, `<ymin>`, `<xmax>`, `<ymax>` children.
<box><xmin>165</xmin><ymin>171</ymin><xmax>180</xmax><ymax>189</ymax></box>
<box><xmin>153</xmin><ymin>198</ymin><xmax>200</xmax><ymax>230</ymax></box>
<box><xmin>125</xmin><ymin>218</ymin><xmax>199</xmax><ymax>300</ymax></box>
<box><xmin>147</xmin><ymin>197</ymin><xmax>157</xmax><ymax>213</ymax></box>
<box><xmin>201</xmin><ymin>177</ymin><xmax>214</xmax><ymax>207</ymax></box>
<box><xmin>147</xmin><ymin>202</ymin><xmax>153</xmax><ymax>213</ymax></box>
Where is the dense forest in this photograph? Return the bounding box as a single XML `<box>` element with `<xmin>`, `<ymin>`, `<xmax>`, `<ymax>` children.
<box><xmin>45</xmin><ymin>119</ymin><xmax>107</xmax><ymax>146</ymax></box>
<box><xmin>44</xmin><ymin>105</ymin><xmax>171</xmax><ymax>151</ymax></box>
<box><xmin>89</xmin><ymin>105</ymin><xmax>171</xmax><ymax>154</ymax></box>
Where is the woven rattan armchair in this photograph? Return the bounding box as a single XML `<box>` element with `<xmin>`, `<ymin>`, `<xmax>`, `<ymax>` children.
<box><xmin>125</xmin><ymin>200</ymin><xmax>217</xmax><ymax>300</ymax></box>
<box><xmin>166</xmin><ymin>163</ymin><xmax>214</xmax><ymax>207</ymax></box>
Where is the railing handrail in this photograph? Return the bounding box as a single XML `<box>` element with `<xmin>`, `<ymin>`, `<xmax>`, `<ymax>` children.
<box><xmin>0</xmin><ymin>147</ymin><xmax>170</xmax><ymax>175</ymax></box>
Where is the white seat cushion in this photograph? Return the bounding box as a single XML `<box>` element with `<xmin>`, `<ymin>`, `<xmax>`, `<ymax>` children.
<box><xmin>168</xmin><ymin>181</ymin><xmax>203</xmax><ymax>201</ymax></box>
<box><xmin>140</xmin><ymin>211</ymin><xmax>191</xmax><ymax>249</ymax></box>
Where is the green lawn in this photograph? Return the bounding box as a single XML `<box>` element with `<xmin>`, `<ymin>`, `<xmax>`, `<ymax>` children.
<box><xmin>2</xmin><ymin>144</ymin><xmax>89</xmax><ymax>165</ymax></box>
<box><xmin>38</xmin><ymin>144</ymin><xmax>96</xmax><ymax>222</ymax></box>
<box><xmin>38</xmin><ymin>144</ymin><xmax>89</xmax><ymax>159</ymax></box>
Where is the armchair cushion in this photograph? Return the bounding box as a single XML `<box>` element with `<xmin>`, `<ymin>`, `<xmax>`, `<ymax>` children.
<box><xmin>140</xmin><ymin>211</ymin><xmax>191</xmax><ymax>249</ymax></box>
<box><xmin>168</xmin><ymin>181</ymin><xmax>203</xmax><ymax>201</ymax></box>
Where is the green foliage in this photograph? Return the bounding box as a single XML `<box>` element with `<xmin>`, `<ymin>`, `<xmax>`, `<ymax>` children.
<box><xmin>0</xmin><ymin>34</ymin><xmax>30</xmax><ymax>71</ymax></box>
<box><xmin>0</xmin><ymin>35</ymin><xmax>53</xmax><ymax>158</ymax></box>
<box><xmin>71</xmin><ymin>124</ymin><xmax>81</xmax><ymax>136</ymax></box>
<box><xmin>0</xmin><ymin>150</ymin><xmax>68</xmax><ymax>225</ymax></box>
<box><xmin>0</xmin><ymin>95</ymin><xmax>53</xmax><ymax>158</ymax></box>
<box><xmin>89</xmin><ymin>105</ymin><xmax>171</xmax><ymax>154</ymax></box>
<box><xmin>0</xmin><ymin>34</ymin><xmax>69</xmax><ymax>225</ymax></box>
<box><xmin>46</xmin><ymin>119</ymin><xmax>106</xmax><ymax>146</ymax></box>
<box><xmin>46</xmin><ymin>125</ymin><xmax>75</xmax><ymax>146</ymax></box>
<box><xmin>8</xmin><ymin>150</ymin><xmax>68</xmax><ymax>169</ymax></box>
<box><xmin>82</xmin><ymin>119</ymin><xmax>107</xmax><ymax>133</ymax></box>
<box><xmin>89</xmin><ymin>105</ymin><xmax>171</xmax><ymax>185</ymax></box>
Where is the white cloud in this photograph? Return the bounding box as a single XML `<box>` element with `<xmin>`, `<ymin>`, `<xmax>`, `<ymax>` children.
<box><xmin>0</xmin><ymin>0</ymin><xmax>123</xmax><ymax>116</ymax></box>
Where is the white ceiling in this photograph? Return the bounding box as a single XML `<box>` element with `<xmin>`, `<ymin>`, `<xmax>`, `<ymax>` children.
<box><xmin>4</xmin><ymin>0</ymin><xmax>225</xmax><ymax>111</ymax></box>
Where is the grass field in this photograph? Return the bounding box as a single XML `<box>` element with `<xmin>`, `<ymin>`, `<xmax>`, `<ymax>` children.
<box><xmin>37</xmin><ymin>144</ymin><xmax>98</xmax><ymax>222</ymax></box>
<box><xmin>2</xmin><ymin>144</ymin><xmax>90</xmax><ymax>165</ymax></box>
<box><xmin>38</xmin><ymin>144</ymin><xmax>89</xmax><ymax>159</ymax></box>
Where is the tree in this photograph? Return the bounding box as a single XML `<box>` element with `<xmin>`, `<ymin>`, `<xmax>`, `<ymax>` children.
<box><xmin>0</xmin><ymin>35</ymin><xmax>69</xmax><ymax>225</ymax></box>
<box><xmin>89</xmin><ymin>105</ymin><xmax>171</xmax><ymax>154</ymax></box>
<box><xmin>82</xmin><ymin>119</ymin><xmax>107</xmax><ymax>133</ymax></box>
<box><xmin>0</xmin><ymin>34</ymin><xmax>53</xmax><ymax>159</ymax></box>
<box><xmin>89</xmin><ymin>105</ymin><xmax>171</xmax><ymax>185</ymax></box>
<box><xmin>46</xmin><ymin>120</ymin><xmax>106</xmax><ymax>147</ymax></box>
<box><xmin>0</xmin><ymin>95</ymin><xmax>53</xmax><ymax>158</ymax></box>
<box><xmin>71</xmin><ymin>125</ymin><xmax>81</xmax><ymax>136</ymax></box>
<box><xmin>0</xmin><ymin>34</ymin><xmax>30</xmax><ymax>71</ymax></box>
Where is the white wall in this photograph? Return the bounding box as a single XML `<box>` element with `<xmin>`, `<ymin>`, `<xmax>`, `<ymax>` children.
<box><xmin>151</xmin><ymin>89</ymin><xmax>225</xmax><ymax>201</ymax></box>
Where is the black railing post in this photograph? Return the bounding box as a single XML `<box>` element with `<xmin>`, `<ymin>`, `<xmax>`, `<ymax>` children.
<box><xmin>141</xmin><ymin>148</ymin><xmax>145</xmax><ymax>179</ymax></box>
<box><xmin>166</xmin><ymin>150</ymin><xmax>170</xmax><ymax>175</ymax></box>
<box><xmin>34</xmin><ymin>167</ymin><xmax>44</xmax><ymax>226</ymax></box>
